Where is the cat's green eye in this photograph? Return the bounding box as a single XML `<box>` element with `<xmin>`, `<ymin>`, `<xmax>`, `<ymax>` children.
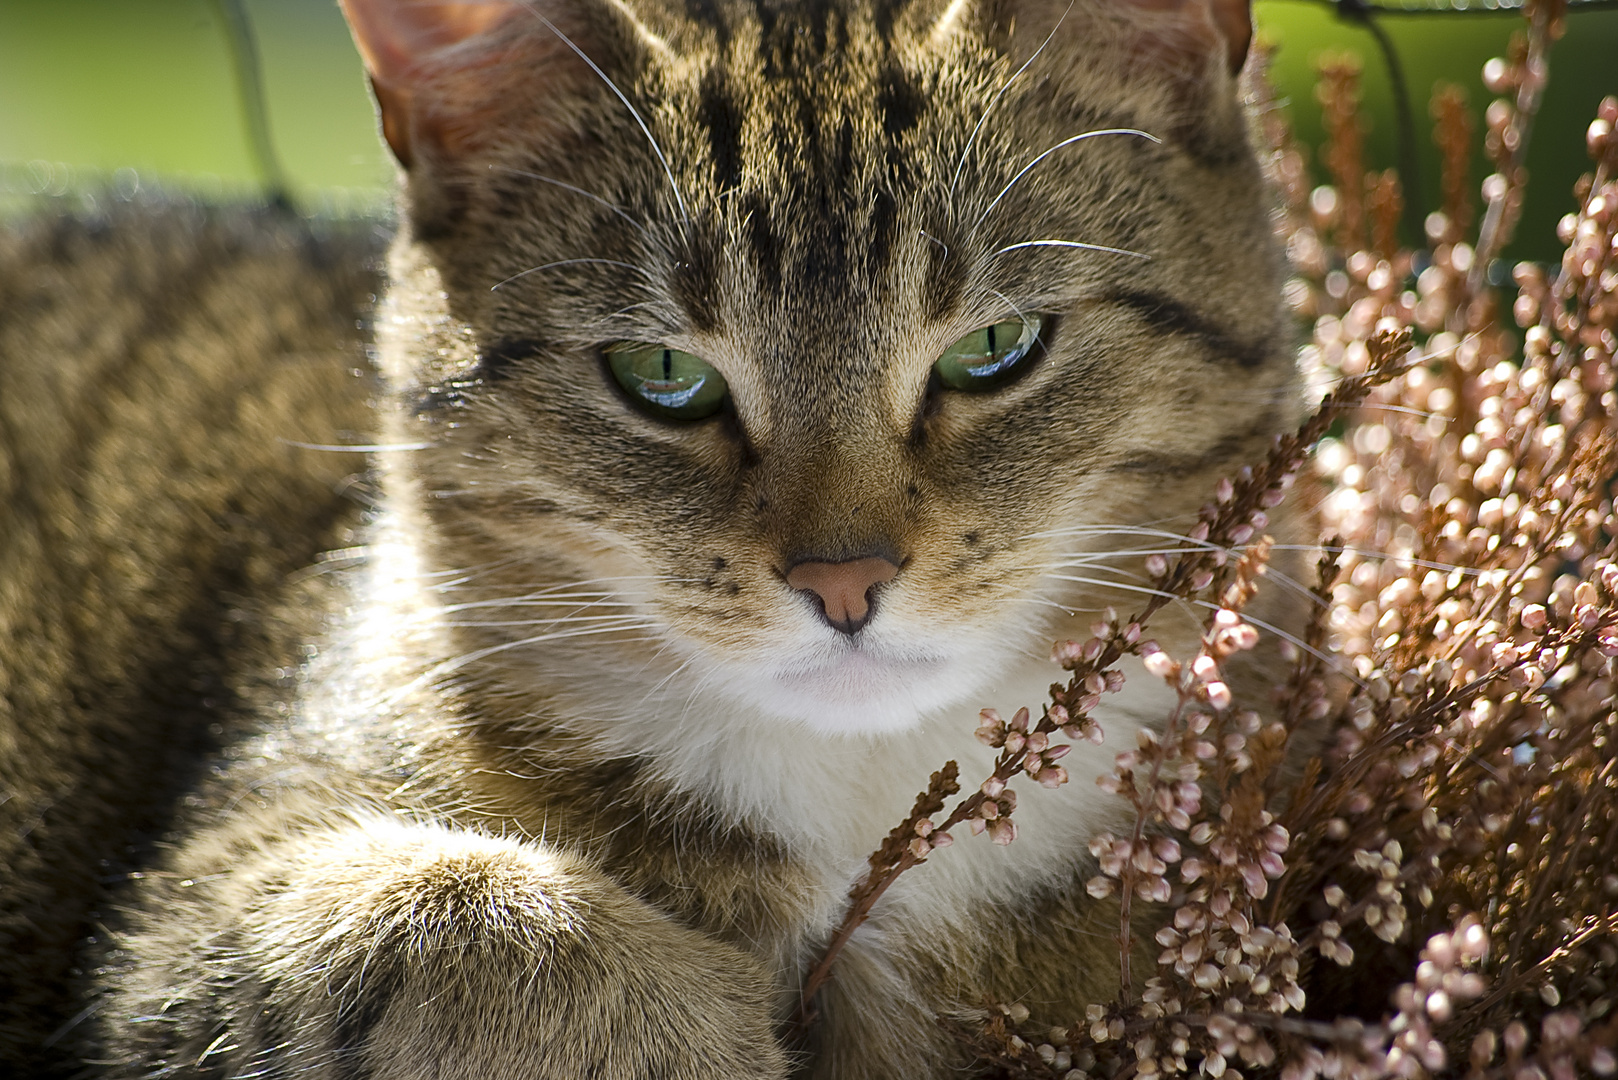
<box><xmin>933</xmin><ymin>315</ymin><xmax>1046</xmax><ymax>391</ymax></box>
<box><xmin>606</xmin><ymin>344</ymin><xmax>729</xmax><ymax>420</ymax></box>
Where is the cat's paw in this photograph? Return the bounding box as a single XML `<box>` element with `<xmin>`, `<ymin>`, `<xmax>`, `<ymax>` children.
<box><xmin>106</xmin><ymin>819</ymin><xmax>787</xmax><ymax>1079</ymax></box>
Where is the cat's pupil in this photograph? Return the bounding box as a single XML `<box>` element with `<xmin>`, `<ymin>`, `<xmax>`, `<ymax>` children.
<box><xmin>662</xmin><ymin>349</ymin><xmax>672</xmax><ymax>380</ymax></box>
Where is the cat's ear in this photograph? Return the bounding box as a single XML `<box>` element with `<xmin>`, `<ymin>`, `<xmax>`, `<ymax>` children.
<box><xmin>338</xmin><ymin>0</ymin><xmax>593</xmax><ymax>168</ymax></box>
<box><xmin>1113</xmin><ymin>0</ymin><xmax>1252</xmax><ymax>78</ymax></box>
<box><xmin>932</xmin><ymin>0</ymin><xmax>1251</xmax><ymax>82</ymax></box>
<box><xmin>930</xmin><ymin>0</ymin><xmax>1254</xmax><ymax>149</ymax></box>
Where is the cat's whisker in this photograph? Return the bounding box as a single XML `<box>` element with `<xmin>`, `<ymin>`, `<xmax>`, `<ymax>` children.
<box><xmin>992</xmin><ymin>239</ymin><xmax>1151</xmax><ymax>261</ymax></box>
<box><xmin>1267</xmin><ymin>544</ymin><xmax>1483</xmax><ymax>578</ymax></box>
<box><xmin>517</xmin><ymin>5</ymin><xmax>691</xmax><ymax>227</ymax></box>
<box><xmin>490</xmin><ymin>258</ymin><xmax>654</xmax><ymax>293</ymax></box>
<box><xmin>1025</xmin><ymin>552</ymin><xmax>1334</xmax><ymax>611</ymax></box>
<box><xmin>1041</xmin><ymin>573</ymin><xmax>1352</xmax><ymax>677</ymax></box>
<box><xmin>380</xmin><ymin>624</ymin><xmax>666</xmax><ymax>705</ymax></box>
<box><xmin>438</xmin><ymin>600</ymin><xmax>638</xmax><ymax>616</ymax></box>
<box><xmin>638</xmin><ymin>646</ymin><xmax>706</xmax><ymax>705</ymax></box>
<box><xmin>278</xmin><ymin>439</ymin><xmax>429</xmax><ymax>453</ymax></box>
<box><xmin>985</xmin><ymin>289</ymin><xmax>1041</xmax><ymax>343</ymax></box>
<box><xmin>438</xmin><ymin>614</ymin><xmax>652</xmax><ymax>629</ymax></box>
<box><xmin>947</xmin><ymin>0</ymin><xmax>1073</xmax><ymax>197</ymax></box>
<box><xmin>491</xmin><ymin>165</ymin><xmax>652</xmax><ymax>238</ymax></box>
<box><xmin>970</xmin><ymin>128</ymin><xmax>1160</xmax><ymax>236</ymax></box>
<box><xmin>1015</xmin><ymin>523</ymin><xmax>1207</xmax><ymax>545</ymax></box>
<box><xmin>592</xmin><ymin>300</ymin><xmax>669</xmax><ymax>331</ymax></box>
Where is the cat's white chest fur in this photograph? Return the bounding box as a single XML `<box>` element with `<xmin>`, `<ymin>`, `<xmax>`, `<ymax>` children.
<box><xmin>604</xmin><ymin>644</ymin><xmax>1178</xmax><ymax>942</ymax></box>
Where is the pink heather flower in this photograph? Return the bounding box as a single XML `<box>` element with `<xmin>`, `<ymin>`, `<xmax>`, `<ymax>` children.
<box><xmin>1143</xmin><ymin>651</ymin><xmax>1177</xmax><ymax>679</ymax></box>
<box><xmin>1038</xmin><ymin>765</ymin><xmax>1069</xmax><ymax>788</ymax></box>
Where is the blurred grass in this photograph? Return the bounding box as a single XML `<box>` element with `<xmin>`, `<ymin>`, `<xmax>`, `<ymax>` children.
<box><xmin>0</xmin><ymin>0</ymin><xmax>1613</xmax><ymax>258</ymax></box>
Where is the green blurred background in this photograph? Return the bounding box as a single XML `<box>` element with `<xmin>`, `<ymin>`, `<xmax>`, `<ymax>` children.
<box><xmin>0</xmin><ymin>0</ymin><xmax>1614</xmax><ymax>258</ymax></box>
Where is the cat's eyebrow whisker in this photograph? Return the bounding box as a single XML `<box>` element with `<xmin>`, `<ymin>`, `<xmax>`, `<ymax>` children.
<box><xmin>592</xmin><ymin>300</ymin><xmax>669</xmax><ymax>330</ymax></box>
<box><xmin>490</xmin><ymin>258</ymin><xmax>654</xmax><ymax>293</ymax></box>
<box><xmin>970</xmin><ymin>128</ymin><xmax>1160</xmax><ymax>236</ymax></box>
<box><xmin>491</xmin><ymin>166</ymin><xmax>652</xmax><ymax>238</ymax></box>
<box><xmin>947</xmin><ymin>0</ymin><xmax>1073</xmax><ymax>197</ymax></box>
<box><xmin>992</xmin><ymin>239</ymin><xmax>1151</xmax><ymax>262</ymax></box>
<box><xmin>517</xmin><ymin>5</ymin><xmax>691</xmax><ymax>227</ymax></box>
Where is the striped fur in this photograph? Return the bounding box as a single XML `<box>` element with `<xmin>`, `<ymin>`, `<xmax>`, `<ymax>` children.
<box><xmin>0</xmin><ymin>0</ymin><xmax>1311</xmax><ymax>1076</ymax></box>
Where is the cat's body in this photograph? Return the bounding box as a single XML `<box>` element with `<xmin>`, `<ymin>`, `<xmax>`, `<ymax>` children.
<box><xmin>0</xmin><ymin>201</ymin><xmax>383</xmax><ymax>1074</ymax></box>
<box><xmin>0</xmin><ymin>0</ymin><xmax>1309</xmax><ymax>1076</ymax></box>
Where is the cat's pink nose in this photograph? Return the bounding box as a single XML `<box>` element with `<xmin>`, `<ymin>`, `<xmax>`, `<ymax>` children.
<box><xmin>785</xmin><ymin>556</ymin><xmax>902</xmax><ymax>635</ymax></box>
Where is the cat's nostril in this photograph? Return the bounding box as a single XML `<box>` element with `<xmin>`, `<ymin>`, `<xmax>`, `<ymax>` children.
<box><xmin>785</xmin><ymin>556</ymin><xmax>902</xmax><ymax>636</ymax></box>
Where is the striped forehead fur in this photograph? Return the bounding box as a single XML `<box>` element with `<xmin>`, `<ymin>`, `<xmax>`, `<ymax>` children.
<box><xmin>378</xmin><ymin>0</ymin><xmax>1304</xmax><ymax>688</ymax></box>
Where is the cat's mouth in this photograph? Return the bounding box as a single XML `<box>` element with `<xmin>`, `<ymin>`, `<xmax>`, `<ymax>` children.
<box><xmin>708</xmin><ymin>638</ymin><xmax>991</xmax><ymax>735</ymax></box>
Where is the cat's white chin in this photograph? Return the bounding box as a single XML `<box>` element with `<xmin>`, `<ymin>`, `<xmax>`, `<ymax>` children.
<box><xmin>717</xmin><ymin>643</ymin><xmax>995</xmax><ymax>735</ymax></box>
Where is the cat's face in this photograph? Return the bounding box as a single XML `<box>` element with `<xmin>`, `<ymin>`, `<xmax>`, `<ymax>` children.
<box><xmin>346</xmin><ymin>0</ymin><xmax>1299</xmax><ymax>734</ymax></box>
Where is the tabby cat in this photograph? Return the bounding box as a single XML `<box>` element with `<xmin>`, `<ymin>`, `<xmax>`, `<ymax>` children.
<box><xmin>0</xmin><ymin>0</ymin><xmax>1309</xmax><ymax>1075</ymax></box>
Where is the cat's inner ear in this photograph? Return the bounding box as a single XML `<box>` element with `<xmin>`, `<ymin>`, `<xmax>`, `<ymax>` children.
<box><xmin>1119</xmin><ymin>0</ymin><xmax>1252</xmax><ymax>77</ymax></box>
<box><xmin>338</xmin><ymin>0</ymin><xmax>587</xmax><ymax>167</ymax></box>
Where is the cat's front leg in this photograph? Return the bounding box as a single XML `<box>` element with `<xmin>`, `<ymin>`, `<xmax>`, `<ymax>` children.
<box><xmin>98</xmin><ymin>818</ymin><xmax>787</xmax><ymax>1079</ymax></box>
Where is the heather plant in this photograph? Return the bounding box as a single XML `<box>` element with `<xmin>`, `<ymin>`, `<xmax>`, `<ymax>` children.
<box><xmin>801</xmin><ymin>3</ymin><xmax>1618</xmax><ymax>1076</ymax></box>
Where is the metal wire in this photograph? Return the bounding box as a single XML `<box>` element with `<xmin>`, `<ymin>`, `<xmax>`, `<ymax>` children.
<box><xmin>210</xmin><ymin>0</ymin><xmax>292</xmax><ymax>210</ymax></box>
<box><xmin>1263</xmin><ymin>0</ymin><xmax>1618</xmax><ymax>241</ymax></box>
